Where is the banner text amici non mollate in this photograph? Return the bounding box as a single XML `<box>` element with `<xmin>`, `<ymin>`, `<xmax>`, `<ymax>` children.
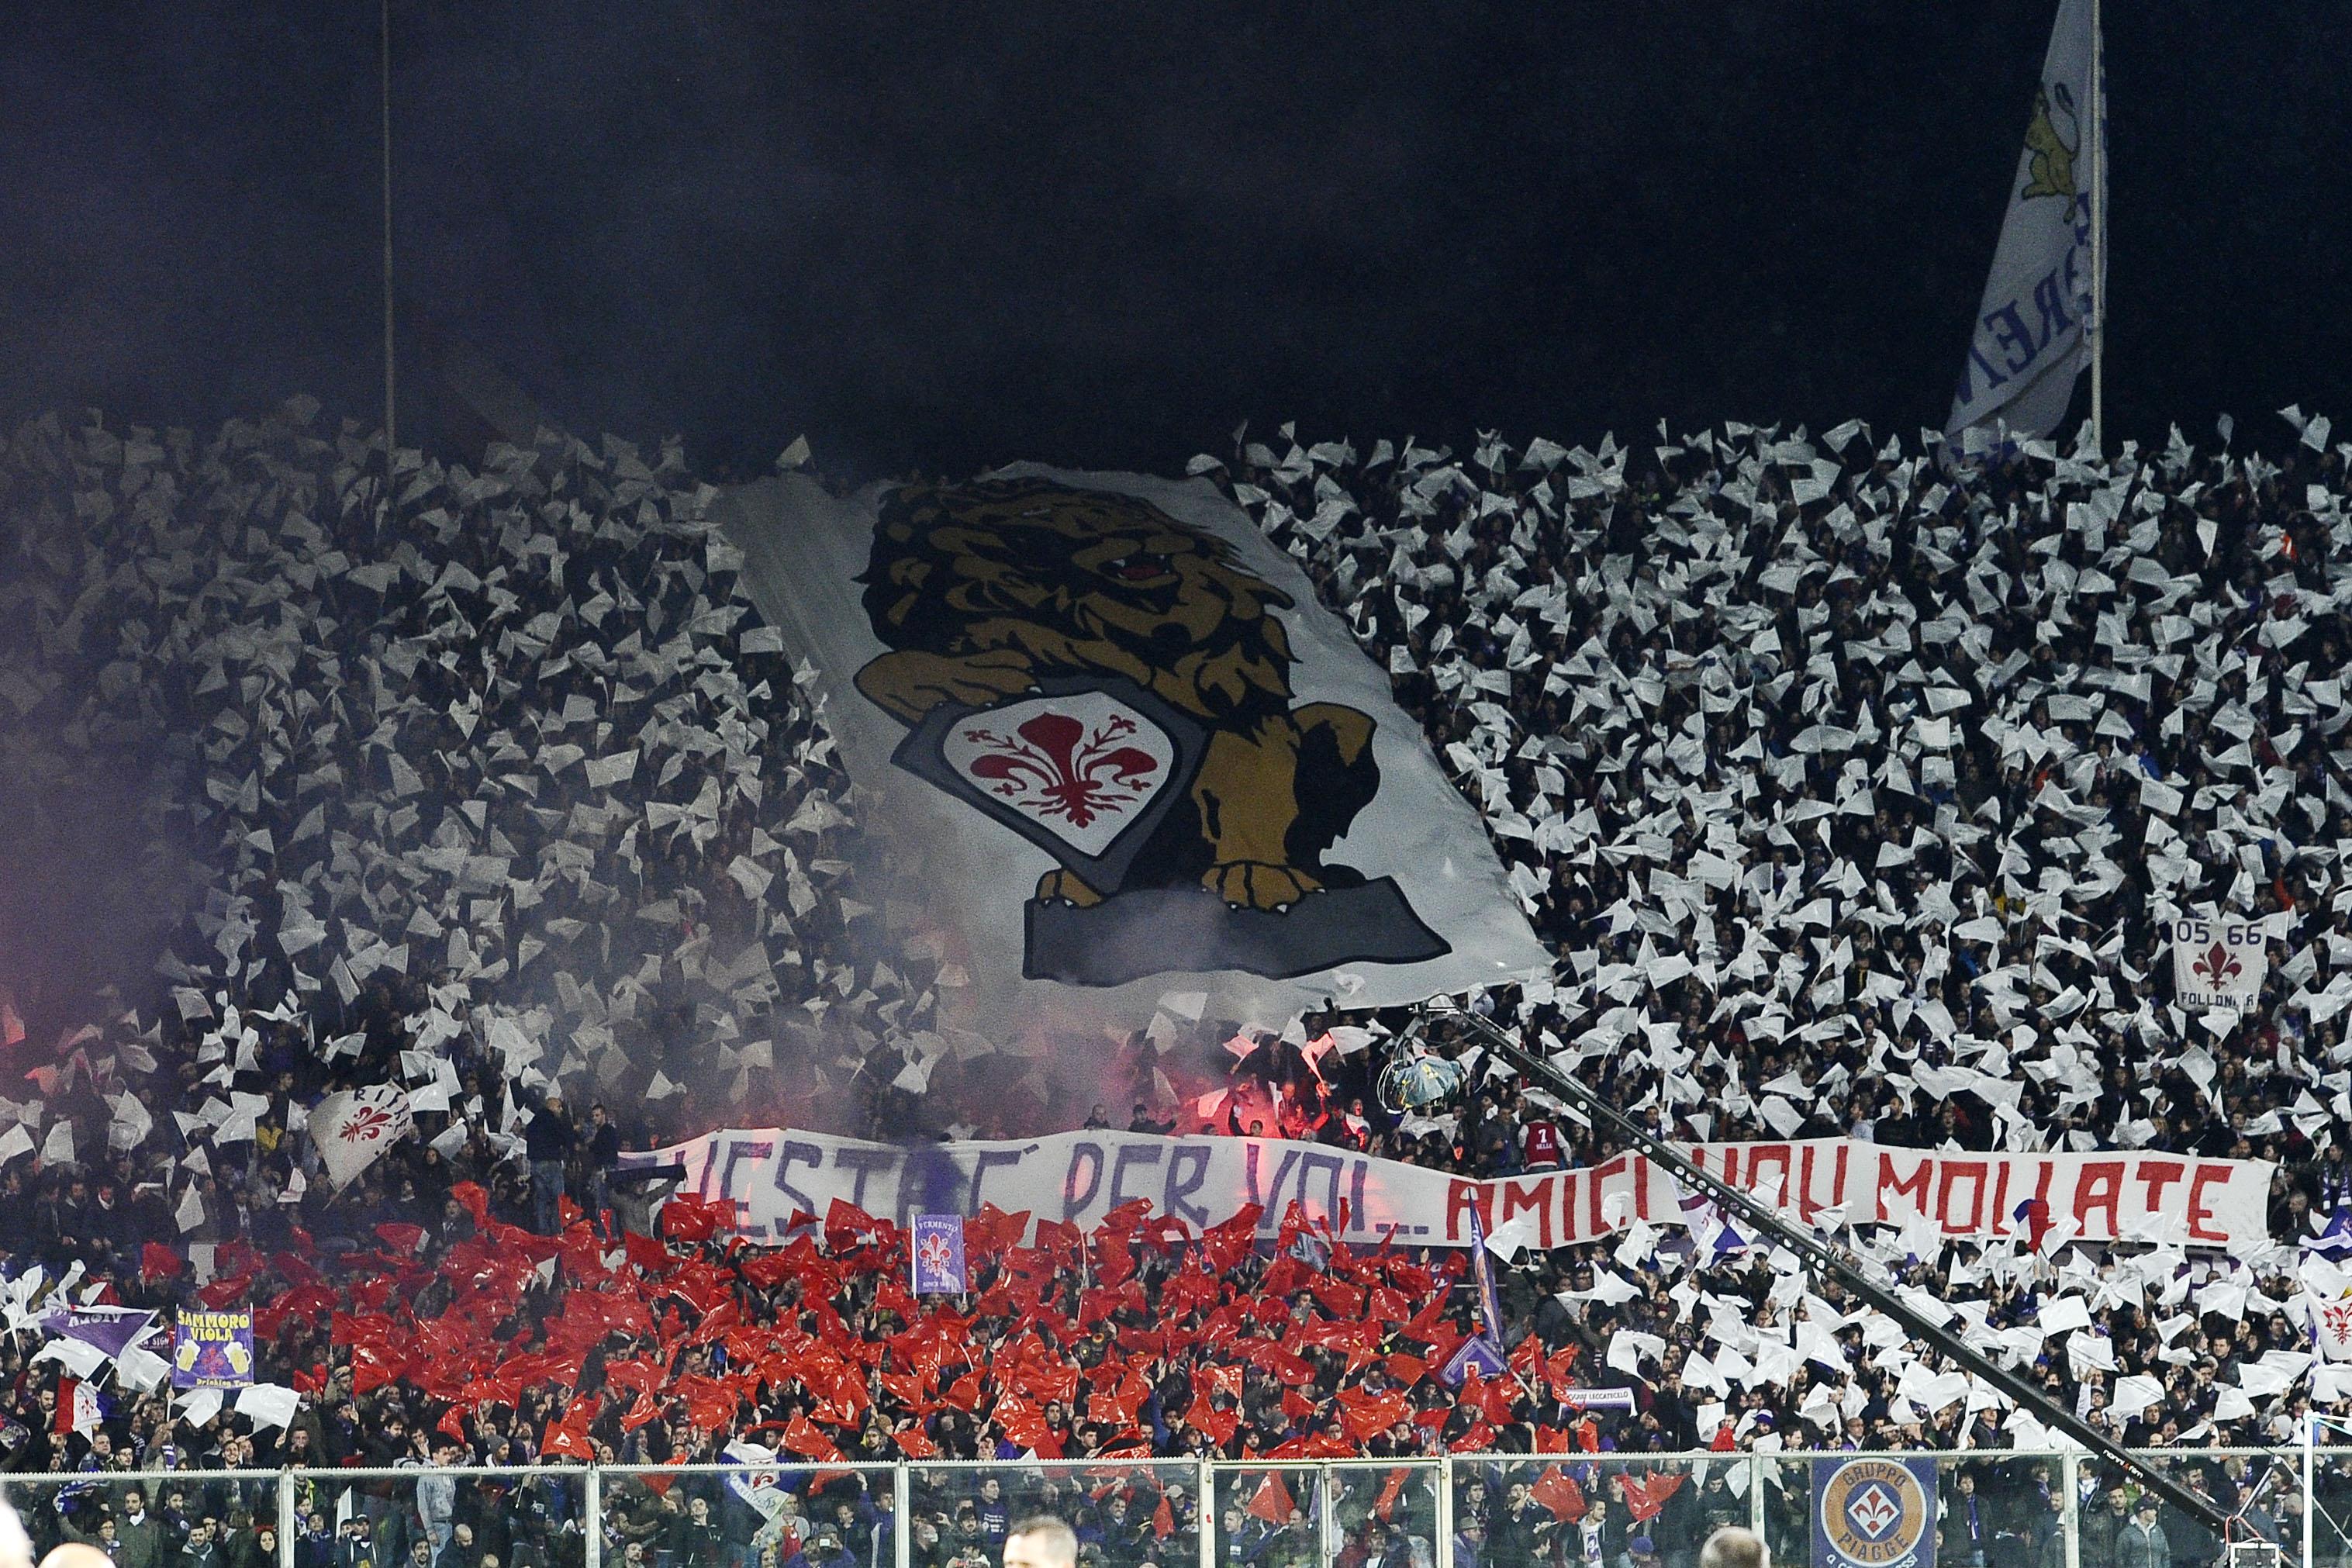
<box><xmin>624</xmin><ymin>1129</ymin><xmax>2272</xmax><ymax>1255</ymax></box>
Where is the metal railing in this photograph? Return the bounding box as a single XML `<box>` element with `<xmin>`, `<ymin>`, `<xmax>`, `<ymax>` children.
<box><xmin>0</xmin><ymin>1449</ymin><xmax>2335</xmax><ymax>1568</ymax></box>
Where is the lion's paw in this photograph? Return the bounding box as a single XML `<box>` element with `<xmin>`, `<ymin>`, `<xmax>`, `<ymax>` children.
<box><xmin>1203</xmin><ymin>861</ymin><xmax>1322</xmax><ymax>911</ymax></box>
<box><xmin>855</xmin><ymin>648</ymin><xmax>1037</xmax><ymax>723</ymax></box>
<box><xmin>1035</xmin><ymin>869</ymin><xmax>1105</xmax><ymax>907</ymax></box>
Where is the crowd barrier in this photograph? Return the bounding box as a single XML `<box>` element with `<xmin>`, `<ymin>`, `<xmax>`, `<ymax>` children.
<box><xmin>0</xmin><ymin>1449</ymin><xmax>2343</xmax><ymax>1568</ymax></box>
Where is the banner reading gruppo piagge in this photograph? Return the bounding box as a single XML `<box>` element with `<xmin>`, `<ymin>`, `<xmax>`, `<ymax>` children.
<box><xmin>623</xmin><ymin>1130</ymin><xmax>2273</xmax><ymax>1255</ymax></box>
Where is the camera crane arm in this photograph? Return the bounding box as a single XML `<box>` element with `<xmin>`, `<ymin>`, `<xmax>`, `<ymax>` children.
<box><xmin>1419</xmin><ymin>1006</ymin><xmax>2226</xmax><ymax>1532</ymax></box>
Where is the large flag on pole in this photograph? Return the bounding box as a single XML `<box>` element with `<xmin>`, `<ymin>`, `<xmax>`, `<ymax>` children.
<box><xmin>1946</xmin><ymin>0</ymin><xmax>2103</xmax><ymax>452</ymax></box>
<box><xmin>716</xmin><ymin>467</ymin><xmax>1549</xmax><ymax>1034</ymax></box>
<box><xmin>311</xmin><ymin>1084</ymin><xmax>414</xmax><ymax>1188</ymax></box>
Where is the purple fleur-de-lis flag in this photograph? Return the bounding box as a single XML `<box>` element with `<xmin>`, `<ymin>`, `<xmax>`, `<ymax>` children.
<box><xmin>910</xmin><ymin>1214</ymin><xmax>967</xmax><ymax>1294</ymax></box>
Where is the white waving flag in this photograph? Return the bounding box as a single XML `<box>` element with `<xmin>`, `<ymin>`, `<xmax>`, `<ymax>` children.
<box><xmin>2313</xmin><ymin>1293</ymin><xmax>2352</xmax><ymax>1363</ymax></box>
<box><xmin>1947</xmin><ymin>0</ymin><xmax>2102</xmax><ymax>450</ymax></box>
<box><xmin>2169</xmin><ymin>915</ymin><xmax>2266</xmax><ymax>1015</ymax></box>
<box><xmin>716</xmin><ymin>467</ymin><xmax>1549</xmax><ymax>1035</ymax></box>
<box><xmin>311</xmin><ymin>1084</ymin><xmax>414</xmax><ymax>1188</ymax></box>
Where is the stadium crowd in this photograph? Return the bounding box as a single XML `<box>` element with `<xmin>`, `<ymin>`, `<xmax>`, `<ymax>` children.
<box><xmin>7</xmin><ymin>399</ymin><xmax>2352</xmax><ymax>1558</ymax></box>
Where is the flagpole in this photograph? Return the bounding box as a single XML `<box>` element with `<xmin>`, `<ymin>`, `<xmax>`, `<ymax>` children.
<box><xmin>378</xmin><ymin>0</ymin><xmax>397</xmax><ymax>530</ymax></box>
<box><xmin>2088</xmin><ymin>0</ymin><xmax>2106</xmax><ymax>454</ymax></box>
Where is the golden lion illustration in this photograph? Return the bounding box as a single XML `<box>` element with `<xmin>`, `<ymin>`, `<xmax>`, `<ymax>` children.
<box><xmin>855</xmin><ymin>477</ymin><xmax>1382</xmax><ymax>913</ymax></box>
<box><xmin>2021</xmin><ymin>86</ymin><xmax>2078</xmax><ymax>219</ymax></box>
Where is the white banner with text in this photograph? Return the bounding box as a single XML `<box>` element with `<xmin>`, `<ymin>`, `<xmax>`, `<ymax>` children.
<box><xmin>623</xmin><ymin>1129</ymin><xmax>2273</xmax><ymax>1255</ymax></box>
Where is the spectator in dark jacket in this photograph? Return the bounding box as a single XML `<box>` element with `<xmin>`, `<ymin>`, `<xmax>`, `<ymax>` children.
<box><xmin>112</xmin><ymin>1488</ymin><xmax>167</xmax><ymax>1568</ymax></box>
<box><xmin>664</xmin><ymin>1497</ymin><xmax>722</xmax><ymax>1568</ymax></box>
<box><xmin>297</xmin><ymin>1513</ymin><xmax>337</xmax><ymax>1568</ymax></box>
<box><xmin>2118</xmin><ymin>1501</ymin><xmax>2169</xmax><ymax>1568</ymax></box>
<box><xmin>585</xmin><ymin>1104</ymin><xmax>622</xmax><ymax>1238</ymax></box>
<box><xmin>433</xmin><ymin>1522</ymin><xmax>478</xmax><ymax>1568</ymax></box>
<box><xmin>523</xmin><ymin>1092</ymin><xmax>577</xmax><ymax>1235</ymax></box>
<box><xmin>2030</xmin><ymin>1495</ymin><xmax>2067</xmax><ymax>1568</ymax></box>
<box><xmin>185</xmin><ymin>1518</ymin><xmax>229</xmax><ymax>1568</ymax></box>
<box><xmin>333</xmin><ymin>1516</ymin><xmax>381</xmax><ymax>1568</ymax></box>
<box><xmin>2081</xmin><ymin>1487</ymin><xmax>2130</xmax><ymax>1568</ymax></box>
<box><xmin>1943</xmin><ymin>1472</ymin><xmax>1991</xmax><ymax>1568</ymax></box>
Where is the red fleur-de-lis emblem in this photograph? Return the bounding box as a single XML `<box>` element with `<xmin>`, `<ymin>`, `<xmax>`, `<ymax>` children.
<box><xmin>918</xmin><ymin>1234</ymin><xmax>955</xmax><ymax>1276</ymax></box>
<box><xmin>339</xmin><ymin>1104</ymin><xmax>397</xmax><ymax>1143</ymax></box>
<box><xmin>2191</xmin><ymin>942</ymin><xmax>2243</xmax><ymax>988</ymax></box>
<box><xmin>960</xmin><ymin>710</ymin><xmax>1160</xmax><ymax>831</ymax></box>
<box><xmin>1846</xmin><ymin>1483</ymin><xmax>1902</xmax><ymax>1540</ymax></box>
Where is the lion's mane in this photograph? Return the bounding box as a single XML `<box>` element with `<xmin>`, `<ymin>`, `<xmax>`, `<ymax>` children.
<box><xmin>858</xmin><ymin>477</ymin><xmax>1298</xmax><ymax>721</ymax></box>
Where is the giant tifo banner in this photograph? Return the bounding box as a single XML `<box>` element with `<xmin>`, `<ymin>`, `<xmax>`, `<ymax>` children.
<box><xmin>713</xmin><ymin>468</ymin><xmax>1549</xmax><ymax>1026</ymax></box>
<box><xmin>625</xmin><ymin>1130</ymin><xmax>2274</xmax><ymax>1255</ymax></box>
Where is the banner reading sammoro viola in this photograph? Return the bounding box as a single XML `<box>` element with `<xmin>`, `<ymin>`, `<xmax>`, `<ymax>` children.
<box><xmin>627</xmin><ymin>1130</ymin><xmax>2274</xmax><ymax>1256</ymax></box>
<box><xmin>714</xmin><ymin>468</ymin><xmax>1549</xmax><ymax>1028</ymax></box>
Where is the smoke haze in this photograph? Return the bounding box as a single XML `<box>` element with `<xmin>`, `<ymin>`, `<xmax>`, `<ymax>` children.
<box><xmin>3</xmin><ymin>2</ymin><xmax>2350</xmax><ymax>478</ymax></box>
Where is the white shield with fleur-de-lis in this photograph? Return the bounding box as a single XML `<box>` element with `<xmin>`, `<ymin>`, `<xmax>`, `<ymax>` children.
<box><xmin>892</xmin><ymin>676</ymin><xmax>1205</xmax><ymax>893</ymax></box>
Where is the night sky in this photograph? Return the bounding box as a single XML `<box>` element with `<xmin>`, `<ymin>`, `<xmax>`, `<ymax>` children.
<box><xmin>6</xmin><ymin>1</ymin><xmax>2348</xmax><ymax>478</ymax></box>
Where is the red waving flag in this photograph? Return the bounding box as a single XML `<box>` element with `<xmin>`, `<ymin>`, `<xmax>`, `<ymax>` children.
<box><xmin>1530</xmin><ymin>1466</ymin><xmax>1587</xmax><ymax>1523</ymax></box>
<box><xmin>1621</xmin><ymin>1473</ymin><xmax>1685</xmax><ymax>1524</ymax></box>
<box><xmin>541</xmin><ymin>1420</ymin><xmax>593</xmax><ymax>1461</ymax></box>
<box><xmin>1246</xmin><ymin>1474</ymin><xmax>1294</xmax><ymax>1526</ymax></box>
